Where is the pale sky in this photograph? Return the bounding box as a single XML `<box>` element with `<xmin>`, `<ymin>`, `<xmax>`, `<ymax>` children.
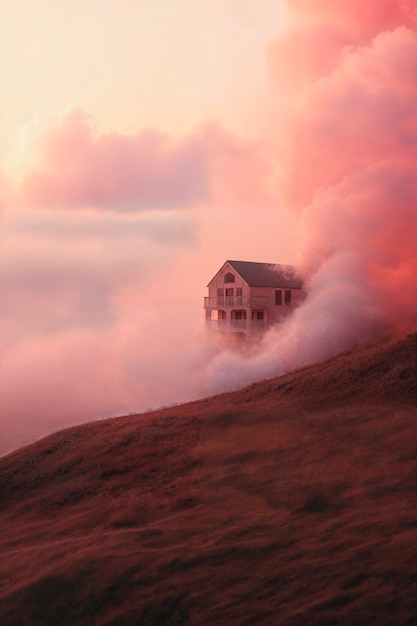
<box><xmin>0</xmin><ymin>0</ymin><xmax>286</xmax><ymax>175</ymax></box>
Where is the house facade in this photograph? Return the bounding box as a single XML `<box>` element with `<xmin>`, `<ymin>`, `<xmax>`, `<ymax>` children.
<box><xmin>204</xmin><ymin>260</ymin><xmax>304</xmax><ymax>343</ymax></box>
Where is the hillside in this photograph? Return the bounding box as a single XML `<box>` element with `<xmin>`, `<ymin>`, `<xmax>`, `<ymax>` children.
<box><xmin>0</xmin><ymin>326</ymin><xmax>416</xmax><ymax>625</ymax></box>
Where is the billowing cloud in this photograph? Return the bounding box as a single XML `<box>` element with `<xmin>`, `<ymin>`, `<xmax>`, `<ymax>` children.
<box><xmin>206</xmin><ymin>0</ymin><xmax>417</xmax><ymax>391</ymax></box>
<box><xmin>269</xmin><ymin>26</ymin><xmax>417</xmax><ymax>209</ymax></box>
<box><xmin>287</xmin><ymin>0</ymin><xmax>416</xmax><ymax>35</ymax></box>
<box><xmin>275</xmin><ymin>0</ymin><xmax>417</xmax><ymax>89</ymax></box>
<box><xmin>21</xmin><ymin>109</ymin><xmax>274</xmax><ymax>213</ymax></box>
<box><xmin>22</xmin><ymin>109</ymin><xmax>209</xmax><ymax>210</ymax></box>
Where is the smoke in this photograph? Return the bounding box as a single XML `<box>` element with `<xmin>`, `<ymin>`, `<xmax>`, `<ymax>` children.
<box><xmin>206</xmin><ymin>0</ymin><xmax>417</xmax><ymax>390</ymax></box>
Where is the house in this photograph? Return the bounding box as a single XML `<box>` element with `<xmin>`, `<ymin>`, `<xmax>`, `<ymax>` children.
<box><xmin>204</xmin><ymin>260</ymin><xmax>304</xmax><ymax>343</ymax></box>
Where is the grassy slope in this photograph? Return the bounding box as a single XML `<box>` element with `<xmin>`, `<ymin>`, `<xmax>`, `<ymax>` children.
<box><xmin>0</xmin><ymin>327</ymin><xmax>416</xmax><ymax>625</ymax></box>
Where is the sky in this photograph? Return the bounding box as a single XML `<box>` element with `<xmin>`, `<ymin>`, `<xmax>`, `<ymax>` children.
<box><xmin>1</xmin><ymin>0</ymin><xmax>417</xmax><ymax>455</ymax></box>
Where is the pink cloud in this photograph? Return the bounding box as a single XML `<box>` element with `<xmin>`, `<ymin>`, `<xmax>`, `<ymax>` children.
<box><xmin>205</xmin><ymin>1</ymin><xmax>417</xmax><ymax>392</ymax></box>
<box><xmin>268</xmin><ymin>1</ymin><xmax>417</xmax><ymax>103</ymax></box>
<box><xmin>23</xmin><ymin>109</ymin><xmax>209</xmax><ymax>210</ymax></box>
<box><xmin>270</xmin><ymin>27</ymin><xmax>417</xmax><ymax>210</ymax></box>
<box><xmin>22</xmin><ymin>110</ymin><xmax>274</xmax><ymax>213</ymax></box>
<box><xmin>269</xmin><ymin>16</ymin><xmax>417</xmax><ymax>329</ymax></box>
<box><xmin>288</xmin><ymin>0</ymin><xmax>417</xmax><ymax>36</ymax></box>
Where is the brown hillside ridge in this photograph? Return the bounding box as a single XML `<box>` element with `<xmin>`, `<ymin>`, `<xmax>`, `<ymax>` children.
<box><xmin>0</xmin><ymin>326</ymin><xmax>416</xmax><ymax>625</ymax></box>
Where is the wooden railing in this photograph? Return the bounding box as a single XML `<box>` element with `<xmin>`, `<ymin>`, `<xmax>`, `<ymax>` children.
<box><xmin>208</xmin><ymin>319</ymin><xmax>266</xmax><ymax>331</ymax></box>
<box><xmin>204</xmin><ymin>296</ymin><xmax>268</xmax><ymax>308</ymax></box>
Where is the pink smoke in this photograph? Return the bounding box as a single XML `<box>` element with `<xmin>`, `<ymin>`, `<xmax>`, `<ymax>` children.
<box><xmin>275</xmin><ymin>2</ymin><xmax>417</xmax><ymax>323</ymax></box>
<box><xmin>207</xmin><ymin>0</ymin><xmax>417</xmax><ymax>390</ymax></box>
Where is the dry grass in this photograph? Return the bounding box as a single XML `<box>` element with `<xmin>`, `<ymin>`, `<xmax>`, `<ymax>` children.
<box><xmin>0</xmin><ymin>326</ymin><xmax>416</xmax><ymax>625</ymax></box>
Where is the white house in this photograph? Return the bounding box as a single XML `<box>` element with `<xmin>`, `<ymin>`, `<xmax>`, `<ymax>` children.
<box><xmin>204</xmin><ymin>260</ymin><xmax>304</xmax><ymax>344</ymax></box>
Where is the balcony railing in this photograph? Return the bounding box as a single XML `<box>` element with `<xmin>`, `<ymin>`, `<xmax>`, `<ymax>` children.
<box><xmin>204</xmin><ymin>296</ymin><xmax>268</xmax><ymax>308</ymax></box>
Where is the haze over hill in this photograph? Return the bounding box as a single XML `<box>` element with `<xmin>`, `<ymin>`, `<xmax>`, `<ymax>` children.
<box><xmin>1</xmin><ymin>325</ymin><xmax>416</xmax><ymax>625</ymax></box>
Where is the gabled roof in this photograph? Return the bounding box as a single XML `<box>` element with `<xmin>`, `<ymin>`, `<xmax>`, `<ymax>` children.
<box><xmin>208</xmin><ymin>260</ymin><xmax>303</xmax><ymax>288</ymax></box>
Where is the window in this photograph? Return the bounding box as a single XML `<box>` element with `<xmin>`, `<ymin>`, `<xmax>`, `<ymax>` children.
<box><xmin>217</xmin><ymin>288</ymin><xmax>224</xmax><ymax>297</ymax></box>
<box><xmin>225</xmin><ymin>288</ymin><xmax>234</xmax><ymax>297</ymax></box>
<box><xmin>256</xmin><ymin>311</ymin><xmax>264</xmax><ymax>320</ymax></box>
<box><xmin>285</xmin><ymin>290</ymin><xmax>292</xmax><ymax>305</ymax></box>
<box><xmin>236</xmin><ymin>288</ymin><xmax>242</xmax><ymax>296</ymax></box>
<box><xmin>224</xmin><ymin>272</ymin><xmax>235</xmax><ymax>283</ymax></box>
<box><xmin>275</xmin><ymin>290</ymin><xmax>282</xmax><ymax>305</ymax></box>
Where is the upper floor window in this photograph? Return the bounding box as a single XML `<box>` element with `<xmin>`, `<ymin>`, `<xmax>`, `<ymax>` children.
<box><xmin>236</xmin><ymin>288</ymin><xmax>242</xmax><ymax>296</ymax></box>
<box><xmin>275</xmin><ymin>290</ymin><xmax>282</xmax><ymax>305</ymax></box>
<box><xmin>224</xmin><ymin>272</ymin><xmax>235</xmax><ymax>283</ymax></box>
<box><xmin>285</xmin><ymin>290</ymin><xmax>292</xmax><ymax>305</ymax></box>
<box><xmin>217</xmin><ymin>288</ymin><xmax>224</xmax><ymax>297</ymax></box>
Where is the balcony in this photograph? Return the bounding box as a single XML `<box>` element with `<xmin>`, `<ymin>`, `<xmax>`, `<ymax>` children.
<box><xmin>209</xmin><ymin>319</ymin><xmax>247</xmax><ymax>330</ymax></box>
<box><xmin>204</xmin><ymin>296</ymin><xmax>268</xmax><ymax>308</ymax></box>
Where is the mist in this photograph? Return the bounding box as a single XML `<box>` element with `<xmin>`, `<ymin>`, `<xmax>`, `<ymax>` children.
<box><xmin>0</xmin><ymin>115</ymin><xmax>295</xmax><ymax>454</ymax></box>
